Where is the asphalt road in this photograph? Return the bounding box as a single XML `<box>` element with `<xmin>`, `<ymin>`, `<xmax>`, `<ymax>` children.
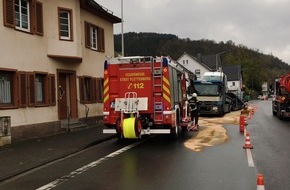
<box><xmin>250</xmin><ymin>100</ymin><xmax>290</xmax><ymax>189</ymax></box>
<box><xmin>1</xmin><ymin>100</ymin><xmax>289</xmax><ymax>190</ymax></box>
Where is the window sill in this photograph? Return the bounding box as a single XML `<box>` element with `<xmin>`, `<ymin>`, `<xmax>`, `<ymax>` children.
<box><xmin>35</xmin><ymin>103</ymin><xmax>49</xmax><ymax>107</ymax></box>
<box><xmin>0</xmin><ymin>105</ymin><xmax>18</xmax><ymax>110</ymax></box>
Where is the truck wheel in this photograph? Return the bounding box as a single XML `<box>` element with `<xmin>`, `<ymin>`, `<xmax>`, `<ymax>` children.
<box><xmin>170</xmin><ymin>125</ymin><xmax>180</xmax><ymax>139</ymax></box>
<box><xmin>272</xmin><ymin>103</ymin><xmax>277</xmax><ymax>116</ymax></box>
<box><xmin>115</xmin><ymin>118</ymin><xmax>122</xmax><ymax>139</ymax></box>
<box><xmin>219</xmin><ymin>109</ymin><xmax>224</xmax><ymax>117</ymax></box>
<box><xmin>277</xmin><ymin>103</ymin><xmax>283</xmax><ymax>119</ymax></box>
<box><xmin>134</xmin><ymin>117</ymin><xmax>142</xmax><ymax>138</ymax></box>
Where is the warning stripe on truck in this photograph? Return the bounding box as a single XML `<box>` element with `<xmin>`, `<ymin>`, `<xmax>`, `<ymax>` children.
<box><xmin>104</xmin><ymin>77</ymin><xmax>109</xmax><ymax>104</ymax></box>
<box><xmin>162</xmin><ymin>76</ymin><xmax>171</xmax><ymax>103</ymax></box>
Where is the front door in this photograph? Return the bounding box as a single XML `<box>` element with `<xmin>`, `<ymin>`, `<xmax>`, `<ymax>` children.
<box><xmin>57</xmin><ymin>70</ymin><xmax>78</xmax><ymax>120</ymax></box>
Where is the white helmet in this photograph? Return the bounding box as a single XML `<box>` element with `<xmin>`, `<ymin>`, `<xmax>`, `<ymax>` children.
<box><xmin>192</xmin><ymin>93</ymin><xmax>197</xmax><ymax>97</ymax></box>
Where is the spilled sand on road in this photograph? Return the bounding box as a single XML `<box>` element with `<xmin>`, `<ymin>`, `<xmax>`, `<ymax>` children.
<box><xmin>184</xmin><ymin>110</ymin><xmax>242</xmax><ymax>152</ymax></box>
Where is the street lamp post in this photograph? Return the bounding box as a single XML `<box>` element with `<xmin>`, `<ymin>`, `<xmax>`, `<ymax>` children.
<box><xmin>215</xmin><ymin>50</ymin><xmax>231</xmax><ymax>71</ymax></box>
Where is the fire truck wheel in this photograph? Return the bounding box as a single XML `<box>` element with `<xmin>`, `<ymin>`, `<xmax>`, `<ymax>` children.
<box><xmin>277</xmin><ymin>103</ymin><xmax>282</xmax><ymax>119</ymax></box>
<box><xmin>171</xmin><ymin>125</ymin><xmax>180</xmax><ymax>139</ymax></box>
<box><xmin>272</xmin><ymin>103</ymin><xmax>277</xmax><ymax>116</ymax></box>
<box><xmin>134</xmin><ymin>117</ymin><xmax>142</xmax><ymax>138</ymax></box>
<box><xmin>115</xmin><ymin>118</ymin><xmax>122</xmax><ymax>139</ymax></box>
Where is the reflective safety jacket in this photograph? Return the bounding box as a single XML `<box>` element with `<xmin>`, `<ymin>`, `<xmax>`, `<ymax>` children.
<box><xmin>188</xmin><ymin>97</ymin><xmax>199</xmax><ymax>112</ymax></box>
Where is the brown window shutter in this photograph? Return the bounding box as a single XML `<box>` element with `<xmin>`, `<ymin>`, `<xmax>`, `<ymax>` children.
<box><xmin>84</xmin><ymin>22</ymin><xmax>91</xmax><ymax>48</ymax></box>
<box><xmin>49</xmin><ymin>74</ymin><xmax>56</xmax><ymax>106</ymax></box>
<box><xmin>95</xmin><ymin>78</ymin><xmax>104</xmax><ymax>103</ymax></box>
<box><xmin>97</xmin><ymin>27</ymin><xmax>105</xmax><ymax>52</ymax></box>
<box><xmin>100</xmin><ymin>28</ymin><xmax>105</xmax><ymax>52</ymax></box>
<box><xmin>3</xmin><ymin>0</ymin><xmax>15</xmax><ymax>28</ymax></box>
<box><xmin>100</xmin><ymin>78</ymin><xmax>104</xmax><ymax>102</ymax></box>
<box><xmin>18</xmin><ymin>72</ymin><xmax>27</xmax><ymax>107</ymax></box>
<box><xmin>97</xmin><ymin>27</ymin><xmax>101</xmax><ymax>51</ymax></box>
<box><xmin>35</xmin><ymin>1</ymin><xmax>43</xmax><ymax>35</ymax></box>
<box><xmin>13</xmin><ymin>71</ymin><xmax>19</xmax><ymax>108</ymax></box>
<box><xmin>99</xmin><ymin>78</ymin><xmax>104</xmax><ymax>103</ymax></box>
<box><xmin>92</xmin><ymin>77</ymin><xmax>97</xmax><ymax>103</ymax></box>
<box><xmin>79</xmin><ymin>76</ymin><xmax>85</xmax><ymax>103</ymax></box>
<box><xmin>95</xmin><ymin>78</ymin><xmax>100</xmax><ymax>103</ymax></box>
<box><xmin>89</xmin><ymin>77</ymin><xmax>94</xmax><ymax>103</ymax></box>
<box><xmin>28</xmin><ymin>72</ymin><xmax>36</xmax><ymax>107</ymax></box>
<box><xmin>29</xmin><ymin>0</ymin><xmax>35</xmax><ymax>34</ymax></box>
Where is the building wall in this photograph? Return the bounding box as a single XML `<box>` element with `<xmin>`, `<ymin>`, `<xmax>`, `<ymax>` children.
<box><xmin>227</xmin><ymin>80</ymin><xmax>243</xmax><ymax>98</ymax></box>
<box><xmin>0</xmin><ymin>0</ymin><xmax>117</xmax><ymax>140</ymax></box>
<box><xmin>177</xmin><ymin>53</ymin><xmax>210</xmax><ymax>81</ymax></box>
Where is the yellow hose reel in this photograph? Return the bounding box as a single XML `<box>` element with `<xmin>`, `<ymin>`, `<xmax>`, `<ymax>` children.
<box><xmin>122</xmin><ymin>117</ymin><xmax>141</xmax><ymax>139</ymax></box>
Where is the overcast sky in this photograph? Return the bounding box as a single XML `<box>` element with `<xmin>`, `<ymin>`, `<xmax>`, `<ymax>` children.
<box><xmin>96</xmin><ymin>0</ymin><xmax>290</xmax><ymax>64</ymax></box>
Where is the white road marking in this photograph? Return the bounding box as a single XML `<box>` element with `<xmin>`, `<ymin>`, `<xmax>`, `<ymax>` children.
<box><xmin>244</xmin><ymin>128</ymin><xmax>255</xmax><ymax>167</ymax></box>
<box><xmin>246</xmin><ymin>149</ymin><xmax>255</xmax><ymax>167</ymax></box>
<box><xmin>36</xmin><ymin>141</ymin><xmax>143</xmax><ymax>190</ymax></box>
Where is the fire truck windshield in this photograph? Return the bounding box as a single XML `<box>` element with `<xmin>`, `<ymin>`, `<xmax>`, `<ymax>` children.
<box><xmin>194</xmin><ymin>84</ymin><xmax>219</xmax><ymax>96</ymax></box>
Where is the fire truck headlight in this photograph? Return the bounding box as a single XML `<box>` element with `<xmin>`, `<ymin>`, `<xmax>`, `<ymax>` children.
<box><xmin>282</xmin><ymin>96</ymin><xmax>286</xmax><ymax>101</ymax></box>
<box><xmin>212</xmin><ymin>106</ymin><xmax>218</xmax><ymax>111</ymax></box>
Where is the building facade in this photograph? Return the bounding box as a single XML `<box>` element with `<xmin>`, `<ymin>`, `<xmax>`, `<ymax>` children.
<box><xmin>223</xmin><ymin>65</ymin><xmax>243</xmax><ymax>99</ymax></box>
<box><xmin>0</xmin><ymin>0</ymin><xmax>121</xmax><ymax>141</ymax></box>
<box><xmin>177</xmin><ymin>52</ymin><xmax>211</xmax><ymax>81</ymax></box>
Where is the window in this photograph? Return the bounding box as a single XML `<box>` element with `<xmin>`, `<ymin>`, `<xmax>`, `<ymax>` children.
<box><xmin>59</xmin><ymin>8</ymin><xmax>73</xmax><ymax>40</ymax></box>
<box><xmin>85</xmin><ymin>22</ymin><xmax>105</xmax><ymax>52</ymax></box>
<box><xmin>91</xmin><ymin>27</ymin><xmax>98</xmax><ymax>50</ymax></box>
<box><xmin>195</xmin><ymin>69</ymin><xmax>201</xmax><ymax>78</ymax></box>
<box><xmin>3</xmin><ymin>0</ymin><xmax>43</xmax><ymax>35</ymax></box>
<box><xmin>0</xmin><ymin>72</ymin><xmax>12</xmax><ymax>104</ymax></box>
<box><xmin>0</xmin><ymin>70</ymin><xmax>18</xmax><ymax>109</ymax></box>
<box><xmin>15</xmin><ymin>0</ymin><xmax>30</xmax><ymax>31</ymax></box>
<box><xmin>232</xmin><ymin>82</ymin><xmax>236</xmax><ymax>86</ymax></box>
<box><xmin>36</xmin><ymin>74</ymin><xmax>45</xmax><ymax>103</ymax></box>
<box><xmin>28</xmin><ymin>72</ymin><xmax>50</xmax><ymax>107</ymax></box>
<box><xmin>79</xmin><ymin>76</ymin><xmax>103</xmax><ymax>104</ymax></box>
<box><xmin>84</xmin><ymin>77</ymin><xmax>91</xmax><ymax>101</ymax></box>
<box><xmin>0</xmin><ymin>70</ymin><xmax>55</xmax><ymax>109</ymax></box>
<box><xmin>79</xmin><ymin>76</ymin><xmax>92</xmax><ymax>103</ymax></box>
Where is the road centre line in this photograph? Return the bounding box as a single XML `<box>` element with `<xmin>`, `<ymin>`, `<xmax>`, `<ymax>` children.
<box><xmin>36</xmin><ymin>141</ymin><xmax>143</xmax><ymax>190</ymax></box>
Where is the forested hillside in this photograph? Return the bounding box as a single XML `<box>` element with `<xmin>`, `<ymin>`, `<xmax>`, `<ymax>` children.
<box><xmin>114</xmin><ymin>32</ymin><xmax>290</xmax><ymax>96</ymax></box>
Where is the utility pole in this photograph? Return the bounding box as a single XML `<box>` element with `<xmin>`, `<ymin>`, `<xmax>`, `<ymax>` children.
<box><xmin>121</xmin><ymin>0</ymin><xmax>124</xmax><ymax>57</ymax></box>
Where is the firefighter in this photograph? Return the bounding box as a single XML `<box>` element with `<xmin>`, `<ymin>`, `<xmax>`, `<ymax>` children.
<box><xmin>188</xmin><ymin>93</ymin><xmax>199</xmax><ymax>131</ymax></box>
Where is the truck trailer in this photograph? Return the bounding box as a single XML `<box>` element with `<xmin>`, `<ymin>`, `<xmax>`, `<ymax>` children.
<box><xmin>272</xmin><ymin>73</ymin><xmax>290</xmax><ymax>119</ymax></box>
<box><xmin>102</xmin><ymin>56</ymin><xmax>194</xmax><ymax>139</ymax></box>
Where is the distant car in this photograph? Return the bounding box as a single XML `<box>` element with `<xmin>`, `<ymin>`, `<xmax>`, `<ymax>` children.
<box><xmin>261</xmin><ymin>95</ymin><xmax>268</xmax><ymax>100</ymax></box>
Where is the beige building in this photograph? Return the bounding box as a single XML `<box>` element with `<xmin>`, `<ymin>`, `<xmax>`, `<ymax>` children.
<box><xmin>0</xmin><ymin>0</ymin><xmax>121</xmax><ymax>142</ymax></box>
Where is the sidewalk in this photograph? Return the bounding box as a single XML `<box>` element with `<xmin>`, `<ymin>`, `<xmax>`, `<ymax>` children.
<box><xmin>0</xmin><ymin>125</ymin><xmax>115</xmax><ymax>181</ymax></box>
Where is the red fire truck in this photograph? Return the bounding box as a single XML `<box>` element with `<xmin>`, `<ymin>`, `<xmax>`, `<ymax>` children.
<box><xmin>272</xmin><ymin>73</ymin><xmax>290</xmax><ymax>119</ymax></box>
<box><xmin>102</xmin><ymin>56</ymin><xmax>195</xmax><ymax>139</ymax></box>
